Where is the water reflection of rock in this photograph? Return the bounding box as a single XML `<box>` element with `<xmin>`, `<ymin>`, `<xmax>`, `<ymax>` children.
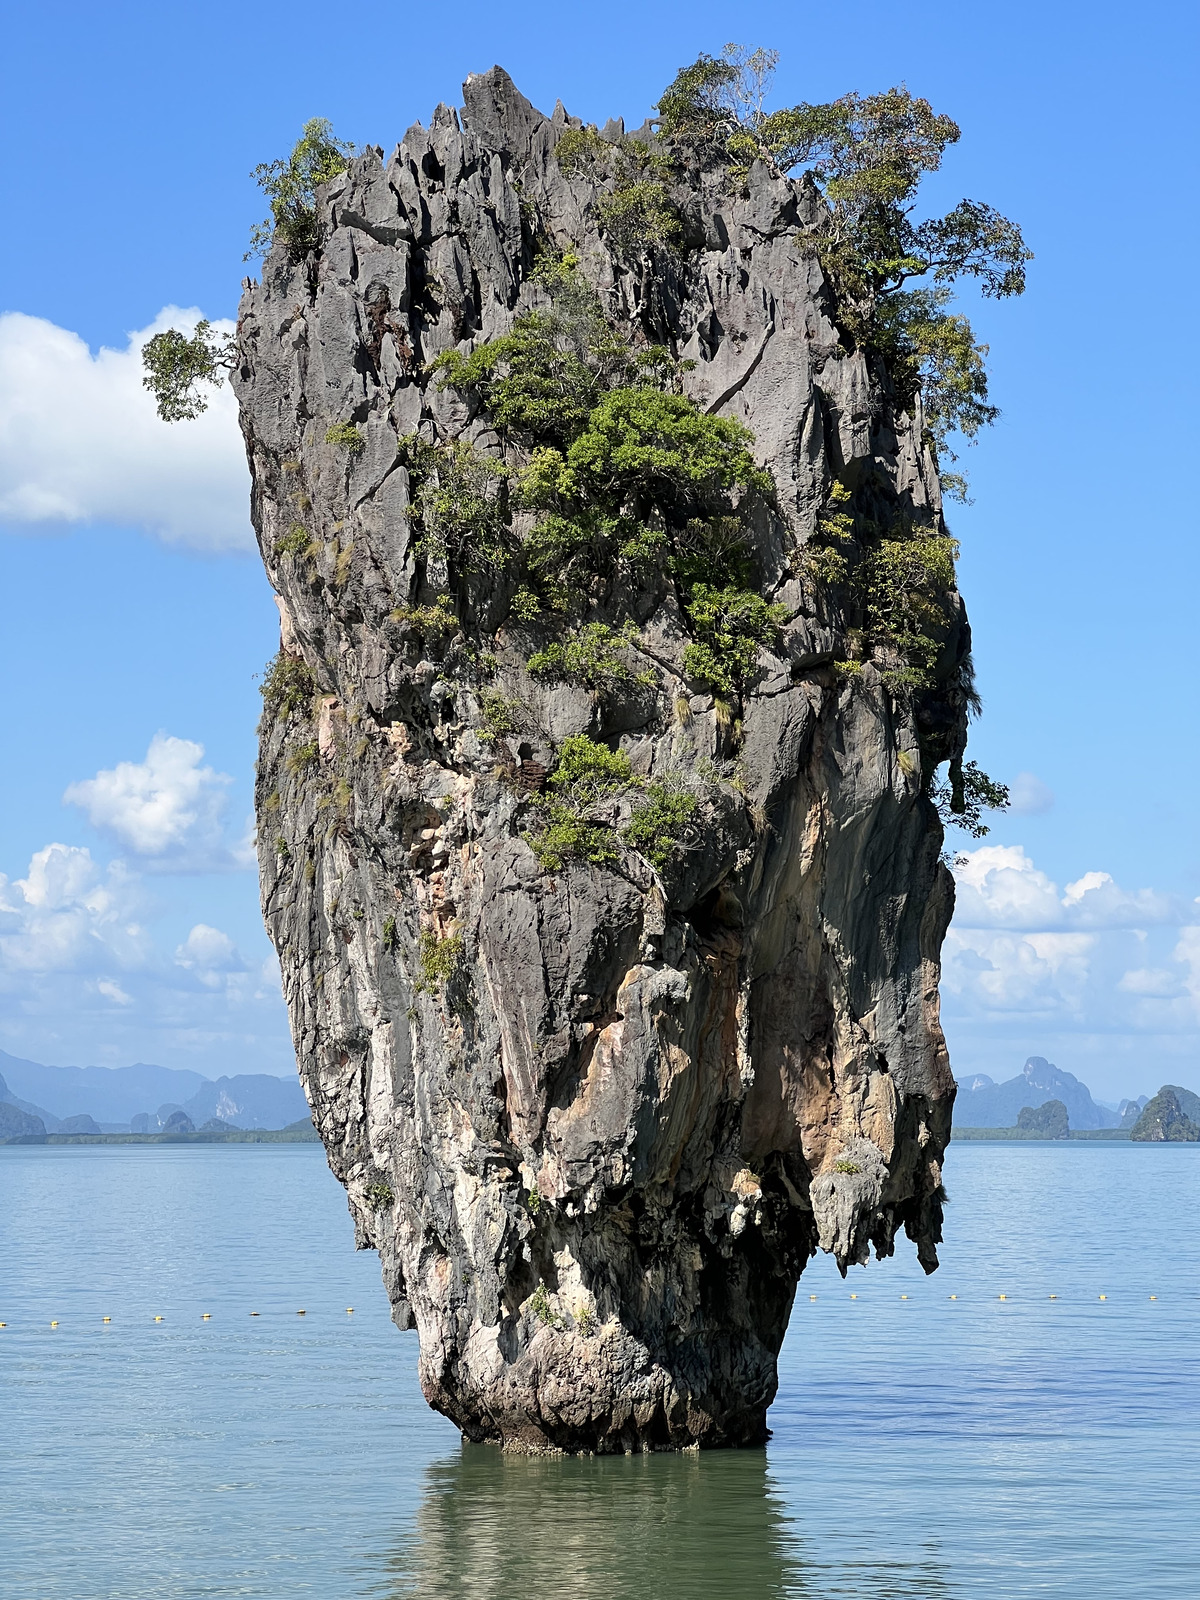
<box><xmin>376</xmin><ymin>1447</ymin><xmax>954</xmax><ymax>1599</ymax></box>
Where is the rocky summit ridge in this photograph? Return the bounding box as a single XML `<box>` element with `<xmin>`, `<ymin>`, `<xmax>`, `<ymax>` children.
<box><xmin>235</xmin><ymin>68</ymin><xmax>969</xmax><ymax>1451</ymax></box>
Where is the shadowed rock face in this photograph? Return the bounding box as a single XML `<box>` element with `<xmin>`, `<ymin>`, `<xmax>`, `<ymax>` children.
<box><xmin>234</xmin><ymin>68</ymin><xmax>966</xmax><ymax>1452</ymax></box>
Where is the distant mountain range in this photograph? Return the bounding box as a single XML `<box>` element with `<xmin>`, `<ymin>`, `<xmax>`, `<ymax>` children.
<box><xmin>954</xmin><ymin>1057</ymin><xmax>1150</xmax><ymax>1130</ymax></box>
<box><xmin>0</xmin><ymin>1050</ymin><xmax>309</xmax><ymax>1134</ymax></box>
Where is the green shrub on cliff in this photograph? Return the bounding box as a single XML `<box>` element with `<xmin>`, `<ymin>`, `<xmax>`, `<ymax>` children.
<box><xmin>436</xmin><ymin>258</ymin><xmax>778</xmax><ymax>693</ymax></box>
<box><xmin>260</xmin><ymin>652</ymin><xmax>314</xmax><ymax>718</ymax></box>
<box><xmin>415</xmin><ymin>929</ymin><xmax>464</xmax><ymax>994</ymax></box>
<box><xmin>527</xmin><ymin>622</ymin><xmax>654</xmax><ymax>693</ymax></box>
<box><xmin>324</xmin><ymin>422</ymin><xmax>365</xmax><ymax>452</ymax></box>
<box><xmin>407</xmin><ymin>439</ymin><xmax>514</xmax><ymax>571</ymax></box>
<box><xmin>623</xmin><ymin>776</ymin><xmax>699</xmax><ymax>867</ymax></box>
<box><xmin>247</xmin><ymin>117</ymin><xmax>356</xmax><ymax>259</ymax></box>
<box><xmin>525</xmin><ymin>736</ymin><xmax>636</xmax><ymax>869</ymax></box>
<box><xmin>681</xmin><ymin>584</ymin><xmax>787</xmax><ymax>695</ymax></box>
<box><xmin>655</xmin><ymin>47</ymin><xmax>1030</xmax><ymax>491</ymax></box>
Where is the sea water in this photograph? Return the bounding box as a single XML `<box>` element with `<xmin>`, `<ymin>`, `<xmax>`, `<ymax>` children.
<box><xmin>1</xmin><ymin>1140</ymin><xmax>1197</xmax><ymax>1599</ymax></box>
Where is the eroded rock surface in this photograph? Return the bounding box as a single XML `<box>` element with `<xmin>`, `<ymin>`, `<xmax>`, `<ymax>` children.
<box><xmin>235</xmin><ymin>68</ymin><xmax>966</xmax><ymax>1451</ymax></box>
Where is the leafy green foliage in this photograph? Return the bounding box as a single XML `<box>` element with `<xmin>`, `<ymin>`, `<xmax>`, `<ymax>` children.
<box><xmin>549</xmin><ymin>736</ymin><xmax>634</xmax><ymax>802</ymax></box>
<box><xmin>655</xmin><ymin>49</ymin><xmax>1029</xmax><ymax>486</ymax></box>
<box><xmin>365</xmin><ymin>1180</ymin><xmax>395</xmax><ymax>1208</ymax></box>
<box><xmin>623</xmin><ymin>775</ymin><xmax>700</xmax><ymax>867</ymax></box>
<box><xmin>931</xmin><ymin>758</ymin><xmax>1009</xmax><ymax>838</ymax></box>
<box><xmin>526</xmin><ymin>736</ymin><xmax>635</xmax><ymax>870</ymax></box>
<box><xmin>574</xmin><ymin>1304</ymin><xmax>597</xmax><ymax>1336</ymax></box>
<box><xmin>527</xmin><ymin>621</ymin><xmax>654</xmax><ymax>692</ymax></box>
<box><xmin>476</xmin><ymin>690</ymin><xmax>523</xmax><ymax>743</ymax></box>
<box><xmin>528</xmin><ymin>1282</ymin><xmax>563</xmax><ymax>1328</ymax></box>
<box><xmin>324</xmin><ymin>422</ymin><xmax>365</xmax><ymax>452</ymax></box>
<box><xmin>391</xmin><ymin>595</ymin><xmax>459</xmax><ymax>635</ymax></box>
<box><xmin>434</xmin><ymin>254</ymin><xmax>677</xmax><ymax>445</ymax></box>
<box><xmin>248</xmin><ymin>117</ymin><xmax>355</xmax><ymax>259</ymax></box>
<box><xmin>859</xmin><ymin>533</ymin><xmax>958</xmax><ymax>690</ymax></box>
<box><xmin>285</xmin><ymin>740</ymin><xmax>319</xmax><ymax>774</ymax></box>
<box><xmin>555</xmin><ymin>126</ymin><xmax>613</xmax><ymax>179</ymax></box>
<box><xmin>415</xmin><ymin>929</ymin><xmax>464</xmax><ymax>994</ymax></box>
<box><xmin>872</xmin><ymin>289</ymin><xmax>997</xmax><ymax>469</ymax></box>
<box><xmin>382</xmin><ymin>916</ymin><xmax>399</xmax><ymax>953</ymax></box>
<box><xmin>536</xmin><ymin>388</ymin><xmax>771</xmax><ymax>511</ymax></box>
<box><xmin>275</xmin><ymin>524</ymin><xmax>310</xmax><ymax>558</ymax></box>
<box><xmin>141</xmin><ymin>320</ymin><xmax>235</xmax><ymax>422</ymax></box>
<box><xmin>682</xmin><ymin>584</ymin><xmax>787</xmax><ymax>695</ymax></box>
<box><xmin>406</xmin><ymin>438</ymin><xmax>513</xmax><ymax>571</ymax></box>
<box><xmin>553</xmin><ymin>128</ymin><xmax>681</xmax><ymax>252</ymax></box>
<box><xmin>597</xmin><ymin>180</ymin><xmax>681</xmax><ymax>251</ymax></box>
<box><xmin>437</xmin><ymin>258</ymin><xmax>777</xmax><ymax>691</ymax></box>
<box><xmin>655</xmin><ymin>45</ymin><xmax>780</xmax><ymax>159</ymax></box>
<box><xmin>260</xmin><ymin>652</ymin><xmax>314</xmax><ymax>718</ymax></box>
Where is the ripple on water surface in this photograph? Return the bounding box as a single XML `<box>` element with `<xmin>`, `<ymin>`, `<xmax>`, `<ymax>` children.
<box><xmin>1</xmin><ymin>1140</ymin><xmax>1198</xmax><ymax>1599</ymax></box>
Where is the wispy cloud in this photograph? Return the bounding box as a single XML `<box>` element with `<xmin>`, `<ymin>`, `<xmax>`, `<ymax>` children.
<box><xmin>0</xmin><ymin>307</ymin><xmax>250</xmax><ymax>551</ymax></box>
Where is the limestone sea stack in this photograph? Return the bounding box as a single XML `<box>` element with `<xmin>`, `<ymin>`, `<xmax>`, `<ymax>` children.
<box><xmin>234</xmin><ymin>68</ymin><xmax>968</xmax><ymax>1452</ymax></box>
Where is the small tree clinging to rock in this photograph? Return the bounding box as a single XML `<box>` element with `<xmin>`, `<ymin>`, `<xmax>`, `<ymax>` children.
<box><xmin>655</xmin><ymin>45</ymin><xmax>1031</xmax><ymax>495</ymax></box>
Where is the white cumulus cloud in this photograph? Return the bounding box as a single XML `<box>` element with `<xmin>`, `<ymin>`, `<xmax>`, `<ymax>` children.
<box><xmin>0</xmin><ymin>307</ymin><xmax>250</xmax><ymax>550</ymax></box>
<box><xmin>0</xmin><ymin>842</ymin><xmax>289</xmax><ymax>1074</ymax></box>
<box><xmin>953</xmin><ymin>845</ymin><xmax>1181</xmax><ymax>931</ymax></box>
<box><xmin>0</xmin><ymin>843</ymin><xmax>147</xmax><ymax>976</ymax></box>
<box><xmin>64</xmin><ymin>733</ymin><xmax>252</xmax><ymax>873</ymax></box>
<box><xmin>943</xmin><ymin>845</ymin><xmax>1200</xmax><ymax>1094</ymax></box>
<box><xmin>175</xmin><ymin>923</ymin><xmax>245</xmax><ymax>987</ymax></box>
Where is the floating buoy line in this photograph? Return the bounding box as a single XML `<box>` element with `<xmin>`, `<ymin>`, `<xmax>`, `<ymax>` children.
<box><xmin>0</xmin><ymin>1298</ymin><xmax>1181</xmax><ymax>1332</ymax></box>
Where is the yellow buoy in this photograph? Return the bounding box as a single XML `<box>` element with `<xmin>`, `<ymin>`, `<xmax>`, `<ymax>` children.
<box><xmin>850</xmin><ymin>1293</ymin><xmax>858</xmax><ymax>1300</ymax></box>
<box><xmin>1099</xmin><ymin>1294</ymin><xmax>1107</xmax><ymax>1301</ymax></box>
<box><xmin>949</xmin><ymin>1294</ymin><xmax>957</xmax><ymax>1300</ymax></box>
<box><xmin>1150</xmin><ymin>1295</ymin><xmax>1158</xmax><ymax>1301</ymax></box>
<box><xmin>1049</xmin><ymin>1294</ymin><xmax>1058</xmax><ymax>1300</ymax></box>
<box><xmin>102</xmin><ymin>1316</ymin><xmax>111</xmax><ymax>1323</ymax></box>
<box><xmin>250</xmin><ymin>1311</ymin><xmax>259</xmax><ymax>1317</ymax></box>
<box><xmin>297</xmin><ymin>1309</ymin><xmax>306</xmax><ymax>1316</ymax></box>
<box><xmin>900</xmin><ymin>1294</ymin><xmax>909</xmax><ymax>1300</ymax></box>
<box><xmin>0</xmin><ymin>1321</ymin><xmax>7</xmax><ymax>1327</ymax></box>
<box><xmin>346</xmin><ymin>1307</ymin><xmax>354</xmax><ymax>1314</ymax></box>
<box><xmin>809</xmin><ymin>1294</ymin><xmax>817</xmax><ymax>1301</ymax></box>
<box><xmin>998</xmin><ymin>1294</ymin><xmax>1007</xmax><ymax>1301</ymax></box>
<box><xmin>50</xmin><ymin>1320</ymin><xmax>58</xmax><ymax>1328</ymax></box>
<box><xmin>154</xmin><ymin>1315</ymin><xmax>163</xmax><ymax>1322</ymax></box>
<box><xmin>202</xmin><ymin>1313</ymin><xmax>211</xmax><ymax>1320</ymax></box>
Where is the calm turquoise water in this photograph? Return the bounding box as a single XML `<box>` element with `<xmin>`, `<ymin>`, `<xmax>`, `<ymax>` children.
<box><xmin>2</xmin><ymin>1140</ymin><xmax>1198</xmax><ymax>1598</ymax></box>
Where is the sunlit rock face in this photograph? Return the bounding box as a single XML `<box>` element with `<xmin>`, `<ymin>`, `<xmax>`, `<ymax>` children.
<box><xmin>235</xmin><ymin>67</ymin><xmax>966</xmax><ymax>1452</ymax></box>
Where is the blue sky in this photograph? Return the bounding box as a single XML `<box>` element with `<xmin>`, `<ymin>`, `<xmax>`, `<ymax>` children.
<box><xmin>1</xmin><ymin>0</ymin><xmax>1197</xmax><ymax>1098</ymax></box>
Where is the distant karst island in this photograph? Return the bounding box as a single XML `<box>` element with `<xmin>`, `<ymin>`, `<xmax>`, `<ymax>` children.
<box><xmin>952</xmin><ymin>1055</ymin><xmax>1199</xmax><ymax>1142</ymax></box>
<box><xmin>0</xmin><ymin>1050</ymin><xmax>315</xmax><ymax>1142</ymax></box>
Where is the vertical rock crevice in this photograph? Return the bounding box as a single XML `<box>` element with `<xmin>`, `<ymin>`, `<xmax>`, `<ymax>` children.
<box><xmin>235</xmin><ymin>67</ymin><xmax>964</xmax><ymax>1452</ymax></box>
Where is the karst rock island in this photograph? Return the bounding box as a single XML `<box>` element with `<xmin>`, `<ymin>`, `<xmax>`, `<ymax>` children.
<box><xmin>228</xmin><ymin>62</ymin><xmax>1019</xmax><ymax>1451</ymax></box>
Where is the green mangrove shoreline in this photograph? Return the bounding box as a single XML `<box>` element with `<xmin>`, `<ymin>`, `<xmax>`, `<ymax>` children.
<box><xmin>953</xmin><ymin>1127</ymin><xmax>1133</xmax><ymax>1142</ymax></box>
<box><xmin>0</xmin><ymin>1127</ymin><xmax>320</xmax><ymax>1147</ymax></box>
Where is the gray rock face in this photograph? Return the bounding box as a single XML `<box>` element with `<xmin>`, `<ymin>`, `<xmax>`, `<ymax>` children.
<box><xmin>234</xmin><ymin>68</ymin><xmax>966</xmax><ymax>1451</ymax></box>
